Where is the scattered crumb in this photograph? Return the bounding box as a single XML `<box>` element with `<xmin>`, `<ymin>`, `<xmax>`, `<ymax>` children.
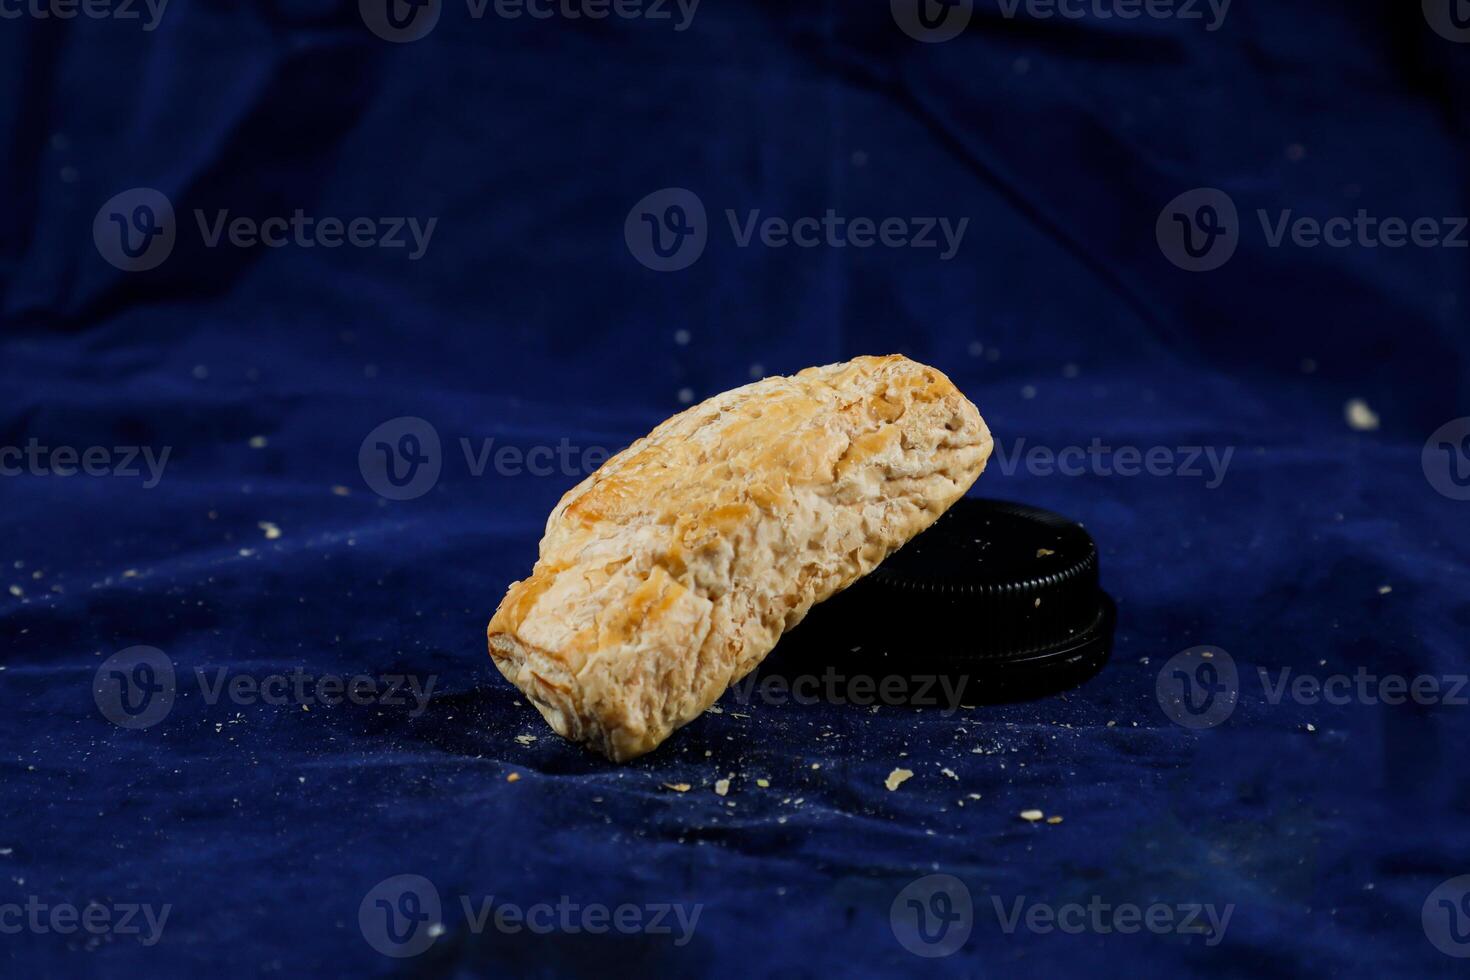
<box><xmin>810</xmin><ymin>763</ymin><xmax>820</xmax><ymax>770</ymax></box>
<box><xmin>663</xmin><ymin>783</ymin><xmax>691</xmax><ymax>793</ymax></box>
<box><xmin>940</xmin><ymin>768</ymin><xmax>958</xmax><ymax>781</ymax></box>
<box><xmin>756</xmin><ymin>778</ymin><xmax>770</xmax><ymax>788</ymax></box>
<box><xmin>506</xmin><ymin>773</ymin><xmax>520</xmax><ymax>783</ymax></box>
<box><xmin>1034</xmin><ymin>597</ymin><xmax>1041</xmax><ymax>608</ymax></box>
<box><xmin>1036</xmin><ymin>548</ymin><xmax>1055</xmax><ymax>558</ymax></box>
<box><xmin>1046</xmin><ymin>816</ymin><xmax>1063</xmax><ymax>825</ymax></box>
<box><xmin>257</xmin><ymin>521</ymin><xmax>281</xmax><ymax>540</ymax></box>
<box><xmin>885</xmin><ymin>768</ymin><xmax>914</xmax><ymax>792</ymax></box>
<box><xmin>248</xmin><ymin>436</ymin><xmax>268</xmax><ymax>449</ymax></box>
<box><xmin>1306</xmin><ymin>723</ymin><xmax>1317</xmax><ymax>733</ymax></box>
<box><xmin>967</xmin><ymin>793</ymin><xmax>981</xmax><ymax>800</ymax></box>
<box><xmin>514</xmin><ymin>734</ymin><xmax>537</xmax><ymax>745</ymax></box>
<box><xmin>1019</xmin><ymin>809</ymin><xmax>1044</xmax><ymax>822</ymax></box>
<box><xmin>714</xmin><ymin>778</ymin><xmax>730</xmax><ymax>797</ymax></box>
<box><xmin>1377</xmin><ymin>585</ymin><xmax>1392</xmax><ymax>595</ymax></box>
<box><xmin>1345</xmin><ymin>398</ymin><xmax>1380</xmax><ymax>431</ymax></box>
<box><xmin>1106</xmin><ymin>720</ymin><xmax>1116</xmax><ymax>728</ymax></box>
<box><xmin>706</xmin><ymin>704</ymin><xmax>723</xmax><ymax>714</ymax></box>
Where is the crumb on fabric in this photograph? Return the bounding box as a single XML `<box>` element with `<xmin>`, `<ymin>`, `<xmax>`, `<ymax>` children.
<box><xmin>506</xmin><ymin>773</ymin><xmax>520</xmax><ymax>783</ymax></box>
<box><xmin>714</xmin><ymin>779</ymin><xmax>730</xmax><ymax>797</ymax></box>
<box><xmin>1037</xmin><ymin>548</ymin><xmax>1055</xmax><ymax>557</ymax></box>
<box><xmin>1019</xmin><ymin>809</ymin><xmax>1044</xmax><ymax>822</ymax></box>
<box><xmin>663</xmin><ymin>783</ymin><xmax>691</xmax><ymax>793</ymax></box>
<box><xmin>885</xmin><ymin>768</ymin><xmax>914</xmax><ymax>791</ymax></box>
<box><xmin>1345</xmin><ymin>398</ymin><xmax>1380</xmax><ymax>431</ymax></box>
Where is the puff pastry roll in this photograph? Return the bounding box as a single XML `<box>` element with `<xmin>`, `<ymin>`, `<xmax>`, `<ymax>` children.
<box><xmin>487</xmin><ymin>354</ymin><xmax>993</xmax><ymax>760</ymax></box>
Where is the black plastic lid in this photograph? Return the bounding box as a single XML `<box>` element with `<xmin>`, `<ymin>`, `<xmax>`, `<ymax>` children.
<box><xmin>786</xmin><ymin>498</ymin><xmax>1114</xmax><ymax>702</ymax></box>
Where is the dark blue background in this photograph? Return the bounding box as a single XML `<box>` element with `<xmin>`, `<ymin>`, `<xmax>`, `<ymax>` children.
<box><xmin>3</xmin><ymin>0</ymin><xmax>1469</xmax><ymax>976</ymax></box>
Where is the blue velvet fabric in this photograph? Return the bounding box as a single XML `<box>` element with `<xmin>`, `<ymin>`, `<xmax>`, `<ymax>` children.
<box><xmin>3</xmin><ymin>0</ymin><xmax>1469</xmax><ymax>976</ymax></box>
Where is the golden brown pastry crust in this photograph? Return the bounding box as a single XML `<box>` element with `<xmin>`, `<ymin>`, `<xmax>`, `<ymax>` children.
<box><xmin>487</xmin><ymin>354</ymin><xmax>993</xmax><ymax>760</ymax></box>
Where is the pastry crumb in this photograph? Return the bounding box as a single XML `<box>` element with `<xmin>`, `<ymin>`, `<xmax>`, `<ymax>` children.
<box><xmin>506</xmin><ymin>773</ymin><xmax>520</xmax><ymax>783</ymax></box>
<box><xmin>1345</xmin><ymin>398</ymin><xmax>1380</xmax><ymax>431</ymax></box>
<box><xmin>756</xmin><ymin>778</ymin><xmax>770</xmax><ymax>788</ymax></box>
<box><xmin>663</xmin><ymin>783</ymin><xmax>691</xmax><ymax>793</ymax></box>
<box><xmin>1036</xmin><ymin>548</ymin><xmax>1055</xmax><ymax>557</ymax></box>
<box><xmin>1019</xmin><ymin>809</ymin><xmax>1044</xmax><ymax>822</ymax></box>
<box><xmin>885</xmin><ymin>768</ymin><xmax>914</xmax><ymax>791</ymax></box>
<box><xmin>1046</xmin><ymin>815</ymin><xmax>1063</xmax><ymax>825</ymax></box>
<box><xmin>714</xmin><ymin>778</ymin><xmax>730</xmax><ymax>796</ymax></box>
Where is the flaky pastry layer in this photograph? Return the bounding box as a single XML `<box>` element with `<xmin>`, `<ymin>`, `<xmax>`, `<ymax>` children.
<box><xmin>487</xmin><ymin>354</ymin><xmax>993</xmax><ymax>760</ymax></box>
